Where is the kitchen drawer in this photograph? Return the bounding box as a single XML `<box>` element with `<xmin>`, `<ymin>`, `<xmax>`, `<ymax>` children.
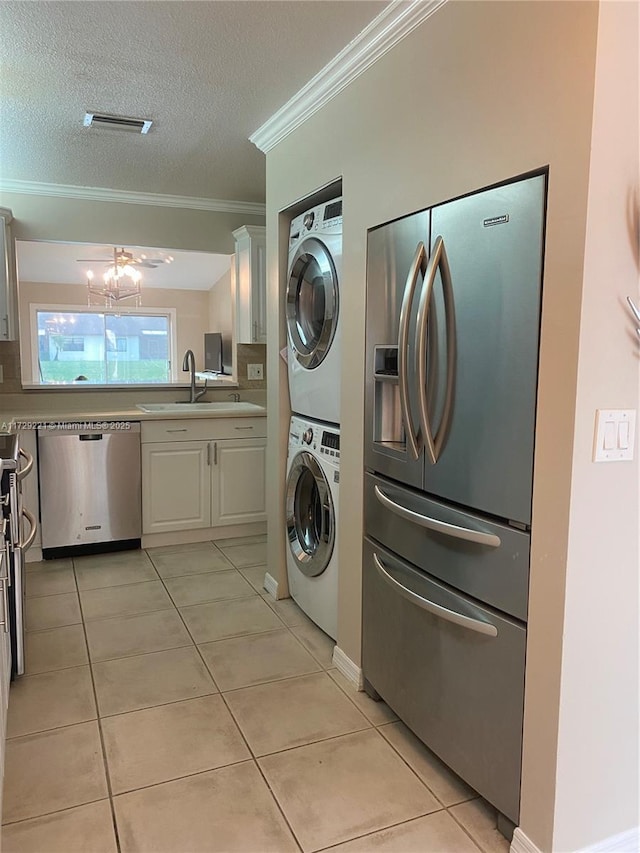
<box><xmin>362</xmin><ymin>536</ymin><xmax>526</xmax><ymax>824</ymax></box>
<box><xmin>141</xmin><ymin>417</ymin><xmax>266</xmax><ymax>444</ymax></box>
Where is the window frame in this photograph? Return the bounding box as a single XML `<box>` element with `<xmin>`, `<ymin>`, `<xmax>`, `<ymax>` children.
<box><xmin>29</xmin><ymin>303</ymin><xmax>178</xmax><ymax>387</ymax></box>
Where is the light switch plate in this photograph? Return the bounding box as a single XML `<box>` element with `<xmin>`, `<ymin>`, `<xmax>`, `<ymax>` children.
<box><xmin>247</xmin><ymin>363</ymin><xmax>263</xmax><ymax>380</ymax></box>
<box><xmin>593</xmin><ymin>409</ymin><xmax>636</xmax><ymax>462</ymax></box>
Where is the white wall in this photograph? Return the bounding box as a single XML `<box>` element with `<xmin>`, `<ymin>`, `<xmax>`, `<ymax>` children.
<box><xmin>549</xmin><ymin>3</ymin><xmax>639</xmax><ymax>848</ymax></box>
<box><xmin>261</xmin><ymin>1</ymin><xmax>638</xmax><ymax>849</ymax></box>
<box><xmin>0</xmin><ymin>193</ymin><xmax>264</xmax><ymax>254</ymax></box>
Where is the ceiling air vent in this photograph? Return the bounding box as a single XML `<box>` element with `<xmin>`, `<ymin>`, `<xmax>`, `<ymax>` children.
<box><xmin>83</xmin><ymin>112</ymin><xmax>153</xmax><ymax>134</ymax></box>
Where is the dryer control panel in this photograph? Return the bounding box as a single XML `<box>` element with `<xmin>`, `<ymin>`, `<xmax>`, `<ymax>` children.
<box><xmin>289</xmin><ymin>197</ymin><xmax>343</xmax><ymax>248</ymax></box>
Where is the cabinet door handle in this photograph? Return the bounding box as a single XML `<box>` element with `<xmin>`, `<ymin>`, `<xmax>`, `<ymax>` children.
<box><xmin>207</xmin><ymin>442</ymin><xmax>211</xmax><ymax>466</ymax></box>
<box><xmin>234</xmin><ymin>426</ymin><xmax>254</xmax><ymax>431</ymax></box>
<box><xmin>213</xmin><ymin>442</ymin><xmax>218</xmax><ymax>465</ymax></box>
<box><xmin>166</xmin><ymin>429</ymin><xmax>188</xmax><ymax>433</ymax></box>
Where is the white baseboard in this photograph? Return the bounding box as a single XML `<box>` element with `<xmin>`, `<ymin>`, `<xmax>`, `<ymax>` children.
<box><xmin>263</xmin><ymin>572</ymin><xmax>278</xmax><ymax>599</ymax></box>
<box><xmin>581</xmin><ymin>826</ymin><xmax>640</xmax><ymax>852</ymax></box>
<box><xmin>332</xmin><ymin>645</ymin><xmax>363</xmax><ymax>690</ymax></box>
<box><xmin>511</xmin><ymin>825</ymin><xmax>640</xmax><ymax>853</ymax></box>
<box><xmin>511</xmin><ymin>828</ymin><xmax>542</xmax><ymax>853</ymax></box>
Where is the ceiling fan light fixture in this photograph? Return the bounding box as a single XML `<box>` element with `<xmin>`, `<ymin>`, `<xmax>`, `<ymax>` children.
<box><xmin>86</xmin><ymin>248</ymin><xmax>143</xmax><ymax>307</ymax></box>
<box><xmin>83</xmin><ymin>112</ymin><xmax>153</xmax><ymax>134</ymax></box>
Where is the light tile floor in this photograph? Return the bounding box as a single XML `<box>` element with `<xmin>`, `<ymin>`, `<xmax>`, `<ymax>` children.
<box><xmin>2</xmin><ymin>536</ymin><xmax>510</xmax><ymax>852</ymax></box>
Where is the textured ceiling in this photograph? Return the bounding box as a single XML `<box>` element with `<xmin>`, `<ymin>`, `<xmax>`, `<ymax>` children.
<box><xmin>0</xmin><ymin>0</ymin><xmax>388</xmax><ymax>204</ymax></box>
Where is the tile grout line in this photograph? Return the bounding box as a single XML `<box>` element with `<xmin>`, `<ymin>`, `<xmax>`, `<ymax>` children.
<box><xmin>152</xmin><ymin>545</ymin><xmax>305</xmax><ymax>853</ymax></box>
<box><xmin>311</xmin><ymin>810</ymin><xmax>480</xmax><ymax>853</ymax></box>
<box><xmin>22</xmin><ymin>546</ymin><xmax>495</xmax><ymax>853</ymax></box>
<box><xmin>1</xmin><ymin>796</ymin><xmax>113</xmax><ymax>829</ymax></box>
<box><xmin>71</xmin><ymin>556</ymin><xmax>123</xmax><ymax>853</ymax></box>
<box><xmin>444</xmin><ymin>804</ymin><xmax>490</xmax><ymax>853</ymax></box>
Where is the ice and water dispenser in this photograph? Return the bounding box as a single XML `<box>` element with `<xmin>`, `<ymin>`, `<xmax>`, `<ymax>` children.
<box><xmin>372</xmin><ymin>345</ymin><xmax>406</xmax><ymax>448</ymax></box>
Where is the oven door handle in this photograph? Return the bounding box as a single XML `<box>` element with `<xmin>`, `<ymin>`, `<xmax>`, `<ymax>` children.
<box><xmin>17</xmin><ymin>448</ymin><xmax>34</xmax><ymax>482</ymax></box>
<box><xmin>372</xmin><ymin>552</ymin><xmax>498</xmax><ymax>637</ymax></box>
<box><xmin>21</xmin><ymin>507</ymin><xmax>38</xmax><ymax>551</ymax></box>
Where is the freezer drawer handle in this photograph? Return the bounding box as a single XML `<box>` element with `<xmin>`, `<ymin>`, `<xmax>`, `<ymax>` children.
<box><xmin>374</xmin><ymin>485</ymin><xmax>501</xmax><ymax>548</ymax></box>
<box><xmin>398</xmin><ymin>241</ymin><xmax>426</xmax><ymax>461</ymax></box>
<box><xmin>20</xmin><ymin>507</ymin><xmax>38</xmax><ymax>551</ymax></box>
<box><xmin>372</xmin><ymin>552</ymin><xmax>498</xmax><ymax>637</ymax></box>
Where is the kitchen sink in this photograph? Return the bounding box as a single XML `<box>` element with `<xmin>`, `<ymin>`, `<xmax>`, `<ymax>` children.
<box><xmin>136</xmin><ymin>402</ymin><xmax>265</xmax><ymax>413</ymax></box>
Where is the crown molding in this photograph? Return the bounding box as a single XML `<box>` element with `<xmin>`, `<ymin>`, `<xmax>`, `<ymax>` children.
<box><xmin>250</xmin><ymin>0</ymin><xmax>447</xmax><ymax>154</ymax></box>
<box><xmin>0</xmin><ymin>179</ymin><xmax>266</xmax><ymax>216</ymax></box>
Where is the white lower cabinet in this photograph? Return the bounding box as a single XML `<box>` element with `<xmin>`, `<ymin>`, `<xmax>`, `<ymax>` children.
<box><xmin>141</xmin><ymin>418</ymin><xmax>266</xmax><ymax>535</ymax></box>
<box><xmin>142</xmin><ymin>441</ymin><xmax>212</xmax><ymax>533</ymax></box>
<box><xmin>211</xmin><ymin>438</ymin><xmax>267</xmax><ymax>526</ymax></box>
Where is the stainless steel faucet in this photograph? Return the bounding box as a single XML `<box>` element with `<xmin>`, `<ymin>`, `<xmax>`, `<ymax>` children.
<box><xmin>182</xmin><ymin>349</ymin><xmax>207</xmax><ymax>403</ymax></box>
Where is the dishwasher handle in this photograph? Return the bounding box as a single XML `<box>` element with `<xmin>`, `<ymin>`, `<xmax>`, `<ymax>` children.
<box><xmin>79</xmin><ymin>434</ymin><xmax>103</xmax><ymax>441</ymax></box>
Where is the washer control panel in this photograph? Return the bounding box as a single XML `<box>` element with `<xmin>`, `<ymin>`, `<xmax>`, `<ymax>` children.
<box><xmin>289</xmin><ymin>417</ymin><xmax>340</xmax><ymax>462</ymax></box>
<box><xmin>319</xmin><ymin>429</ymin><xmax>340</xmax><ymax>461</ymax></box>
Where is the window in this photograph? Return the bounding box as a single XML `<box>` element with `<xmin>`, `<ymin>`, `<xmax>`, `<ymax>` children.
<box><xmin>34</xmin><ymin>310</ymin><xmax>172</xmax><ymax>385</ymax></box>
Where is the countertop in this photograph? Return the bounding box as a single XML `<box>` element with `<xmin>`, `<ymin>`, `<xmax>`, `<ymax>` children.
<box><xmin>0</xmin><ymin>404</ymin><xmax>266</xmax><ymax>431</ymax></box>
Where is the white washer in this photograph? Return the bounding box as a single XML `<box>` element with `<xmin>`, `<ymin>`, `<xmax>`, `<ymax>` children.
<box><xmin>285</xmin><ymin>415</ymin><xmax>339</xmax><ymax>640</ymax></box>
<box><xmin>286</xmin><ymin>197</ymin><xmax>342</xmax><ymax>426</ymax></box>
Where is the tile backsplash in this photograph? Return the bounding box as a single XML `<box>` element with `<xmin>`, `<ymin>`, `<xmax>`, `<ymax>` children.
<box><xmin>0</xmin><ymin>341</ymin><xmax>22</xmax><ymax>394</ymax></box>
<box><xmin>236</xmin><ymin>343</ymin><xmax>267</xmax><ymax>390</ymax></box>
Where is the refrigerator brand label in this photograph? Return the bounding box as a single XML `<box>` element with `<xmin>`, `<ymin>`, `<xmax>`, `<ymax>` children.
<box><xmin>484</xmin><ymin>214</ymin><xmax>509</xmax><ymax>227</ymax></box>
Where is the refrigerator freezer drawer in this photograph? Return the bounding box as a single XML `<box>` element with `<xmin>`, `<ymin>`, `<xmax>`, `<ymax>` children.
<box><xmin>362</xmin><ymin>536</ymin><xmax>526</xmax><ymax>824</ymax></box>
<box><xmin>364</xmin><ymin>472</ymin><xmax>530</xmax><ymax>622</ymax></box>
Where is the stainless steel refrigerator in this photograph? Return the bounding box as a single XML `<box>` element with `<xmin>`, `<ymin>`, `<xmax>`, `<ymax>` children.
<box><xmin>363</xmin><ymin>172</ymin><xmax>546</xmax><ymax>826</ymax></box>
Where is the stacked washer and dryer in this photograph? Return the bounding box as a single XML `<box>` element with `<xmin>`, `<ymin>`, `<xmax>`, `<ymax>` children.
<box><xmin>284</xmin><ymin>197</ymin><xmax>342</xmax><ymax>640</ymax></box>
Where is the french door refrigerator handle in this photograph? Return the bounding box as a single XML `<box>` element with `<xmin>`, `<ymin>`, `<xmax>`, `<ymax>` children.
<box><xmin>415</xmin><ymin>235</ymin><xmax>456</xmax><ymax>464</ymax></box>
<box><xmin>398</xmin><ymin>241</ymin><xmax>427</xmax><ymax>461</ymax></box>
<box><xmin>374</xmin><ymin>484</ymin><xmax>501</xmax><ymax>547</ymax></box>
<box><xmin>372</xmin><ymin>552</ymin><xmax>498</xmax><ymax>637</ymax></box>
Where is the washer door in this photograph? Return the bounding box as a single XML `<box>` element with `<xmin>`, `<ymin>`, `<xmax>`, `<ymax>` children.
<box><xmin>286</xmin><ymin>238</ymin><xmax>339</xmax><ymax>370</ymax></box>
<box><xmin>286</xmin><ymin>451</ymin><xmax>335</xmax><ymax>577</ymax></box>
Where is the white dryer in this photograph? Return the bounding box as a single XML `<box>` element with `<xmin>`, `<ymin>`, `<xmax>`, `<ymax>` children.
<box><xmin>285</xmin><ymin>415</ymin><xmax>339</xmax><ymax>640</ymax></box>
<box><xmin>286</xmin><ymin>197</ymin><xmax>342</xmax><ymax>426</ymax></box>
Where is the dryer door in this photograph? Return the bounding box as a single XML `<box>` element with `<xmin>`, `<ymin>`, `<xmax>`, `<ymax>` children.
<box><xmin>286</xmin><ymin>238</ymin><xmax>339</xmax><ymax>370</ymax></box>
<box><xmin>286</xmin><ymin>451</ymin><xmax>335</xmax><ymax>577</ymax></box>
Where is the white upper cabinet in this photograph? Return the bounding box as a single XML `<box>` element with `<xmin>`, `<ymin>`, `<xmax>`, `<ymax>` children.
<box><xmin>0</xmin><ymin>208</ymin><xmax>17</xmax><ymax>341</ymax></box>
<box><xmin>232</xmin><ymin>225</ymin><xmax>266</xmax><ymax>344</ymax></box>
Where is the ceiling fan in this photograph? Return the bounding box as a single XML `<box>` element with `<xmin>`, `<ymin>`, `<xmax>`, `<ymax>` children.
<box><xmin>76</xmin><ymin>247</ymin><xmax>174</xmax><ymax>269</ymax></box>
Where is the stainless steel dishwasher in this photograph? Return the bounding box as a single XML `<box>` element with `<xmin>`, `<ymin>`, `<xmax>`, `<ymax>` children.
<box><xmin>38</xmin><ymin>423</ymin><xmax>141</xmax><ymax>558</ymax></box>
